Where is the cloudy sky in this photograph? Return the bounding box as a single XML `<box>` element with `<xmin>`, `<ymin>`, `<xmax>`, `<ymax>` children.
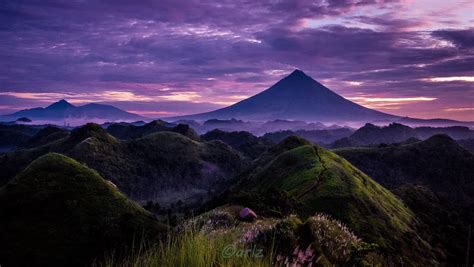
<box><xmin>1</xmin><ymin>0</ymin><xmax>473</xmax><ymax>120</ymax></box>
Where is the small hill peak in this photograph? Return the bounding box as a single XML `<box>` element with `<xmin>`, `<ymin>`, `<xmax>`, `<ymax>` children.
<box><xmin>68</xmin><ymin>123</ymin><xmax>114</xmax><ymax>144</ymax></box>
<box><xmin>279</xmin><ymin>135</ymin><xmax>312</xmax><ymax>148</ymax></box>
<box><xmin>424</xmin><ymin>134</ymin><xmax>456</xmax><ymax>145</ymax></box>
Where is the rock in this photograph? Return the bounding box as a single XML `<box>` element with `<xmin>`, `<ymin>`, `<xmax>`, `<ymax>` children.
<box><xmin>239</xmin><ymin>207</ymin><xmax>257</xmax><ymax>221</ymax></box>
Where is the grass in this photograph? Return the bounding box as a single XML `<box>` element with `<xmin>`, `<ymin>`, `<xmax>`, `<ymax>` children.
<box><xmin>98</xmin><ymin>228</ymin><xmax>274</xmax><ymax>267</ymax></box>
<box><xmin>0</xmin><ymin>153</ymin><xmax>167</xmax><ymax>267</ymax></box>
<box><xmin>229</xmin><ymin>139</ymin><xmax>434</xmax><ymax>264</ymax></box>
<box><xmin>98</xmin><ymin>209</ymin><xmax>385</xmax><ymax>267</ymax></box>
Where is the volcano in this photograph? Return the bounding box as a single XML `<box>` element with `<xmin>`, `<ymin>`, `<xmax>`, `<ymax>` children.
<box><xmin>170</xmin><ymin>70</ymin><xmax>398</xmax><ymax>123</ymax></box>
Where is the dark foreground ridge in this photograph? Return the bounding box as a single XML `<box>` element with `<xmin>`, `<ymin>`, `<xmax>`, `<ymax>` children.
<box><xmin>0</xmin><ymin>153</ymin><xmax>168</xmax><ymax>266</ymax></box>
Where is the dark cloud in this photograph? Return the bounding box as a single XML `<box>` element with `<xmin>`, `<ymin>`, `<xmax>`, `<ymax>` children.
<box><xmin>432</xmin><ymin>29</ymin><xmax>474</xmax><ymax>49</ymax></box>
<box><xmin>0</xmin><ymin>0</ymin><xmax>472</xmax><ymax>120</ymax></box>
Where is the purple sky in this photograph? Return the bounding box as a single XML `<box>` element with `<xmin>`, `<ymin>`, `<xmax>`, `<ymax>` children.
<box><xmin>1</xmin><ymin>0</ymin><xmax>473</xmax><ymax>120</ymax></box>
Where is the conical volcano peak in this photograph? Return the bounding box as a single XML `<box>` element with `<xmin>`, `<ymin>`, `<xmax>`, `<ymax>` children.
<box><xmin>287</xmin><ymin>69</ymin><xmax>310</xmax><ymax>79</ymax></box>
<box><xmin>46</xmin><ymin>99</ymin><xmax>74</xmax><ymax>110</ymax></box>
<box><xmin>170</xmin><ymin>69</ymin><xmax>398</xmax><ymax>122</ymax></box>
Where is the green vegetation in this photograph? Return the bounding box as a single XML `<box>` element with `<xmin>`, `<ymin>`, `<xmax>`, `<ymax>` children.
<box><xmin>0</xmin><ymin>153</ymin><xmax>167</xmax><ymax>267</ymax></box>
<box><xmin>106</xmin><ymin>120</ymin><xmax>200</xmax><ymax>141</ymax></box>
<box><xmin>99</xmin><ymin>205</ymin><xmax>383</xmax><ymax>267</ymax></box>
<box><xmin>330</xmin><ymin>123</ymin><xmax>474</xmax><ymax>148</ymax></box>
<box><xmin>222</xmin><ymin>136</ymin><xmax>435</xmax><ymax>265</ymax></box>
<box><xmin>99</xmin><ymin>229</ymin><xmax>273</xmax><ymax>267</ymax></box>
<box><xmin>23</xmin><ymin>125</ymin><xmax>69</xmax><ymax>148</ymax></box>
<box><xmin>2</xmin><ymin>125</ymin><xmax>471</xmax><ymax>266</ymax></box>
<box><xmin>201</xmin><ymin>129</ymin><xmax>274</xmax><ymax>159</ymax></box>
<box><xmin>335</xmin><ymin>134</ymin><xmax>474</xmax><ymax>264</ymax></box>
<box><xmin>0</xmin><ymin>123</ymin><xmax>247</xmax><ymax>209</ymax></box>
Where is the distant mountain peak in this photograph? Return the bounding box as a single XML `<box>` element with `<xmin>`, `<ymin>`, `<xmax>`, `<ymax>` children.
<box><xmin>0</xmin><ymin>99</ymin><xmax>145</xmax><ymax>125</ymax></box>
<box><xmin>46</xmin><ymin>99</ymin><xmax>74</xmax><ymax>110</ymax></box>
<box><xmin>287</xmin><ymin>69</ymin><xmax>308</xmax><ymax>78</ymax></box>
<box><xmin>168</xmin><ymin>69</ymin><xmax>398</xmax><ymax>122</ymax></box>
<box><xmin>282</xmin><ymin>69</ymin><xmax>315</xmax><ymax>85</ymax></box>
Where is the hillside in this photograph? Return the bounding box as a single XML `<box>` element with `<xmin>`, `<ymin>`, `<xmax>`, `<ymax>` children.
<box><xmin>0</xmin><ymin>123</ymin><xmax>42</xmax><ymax>151</ymax></box>
<box><xmin>262</xmin><ymin>128</ymin><xmax>353</xmax><ymax>146</ymax></box>
<box><xmin>0</xmin><ymin>123</ymin><xmax>247</xmax><ymax>208</ymax></box>
<box><xmin>201</xmin><ymin>129</ymin><xmax>274</xmax><ymax>159</ymax></box>
<box><xmin>218</xmin><ymin>136</ymin><xmax>436</xmax><ymax>264</ymax></box>
<box><xmin>335</xmin><ymin>135</ymin><xmax>474</xmax><ymax>263</ymax></box>
<box><xmin>106</xmin><ymin>120</ymin><xmax>199</xmax><ymax>140</ymax></box>
<box><xmin>0</xmin><ymin>153</ymin><xmax>167</xmax><ymax>267</ymax></box>
<box><xmin>23</xmin><ymin>125</ymin><xmax>69</xmax><ymax>148</ymax></box>
<box><xmin>458</xmin><ymin>138</ymin><xmax>474</xmax><ymax>153</ymax></box>
<box><xmin>335</xmin><ymin>134</ymin><xmax>474</xmax><ymax>203</ymax></box>
<box><xmin>331</xmin><ymin>123</ymin><xmax>474</xmax><ymax>148</ymax></box>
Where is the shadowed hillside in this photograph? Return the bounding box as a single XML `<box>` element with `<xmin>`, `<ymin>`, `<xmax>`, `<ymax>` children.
<box><xmin>0</xmin><ymin>153</ymin><xmax>168</xmax><ymax>267</ymax></box>
<box><xmin>263</xmin><ymin>128</ymin><xmax>353</xmax><ymax>146</ymax></box>
<box><xmin>331</xmin><ymin>123</ymin><xmax>474</xmax><ymax>148</ymax></box>
<box><xmin>0</xmin><ymin>123</ymin><xmax>248</xmax><ymax>208</ymax></box>
<box><xmin>201</xmin><ymin>129</ymin><xmax>274</xmax><ymax>159</ymax></box>
<box><xmin>106</xmin><ymin>120</ymin><xmax>199</xmax><ymax>140</ymax></box>
<box><xmin>335</xmin><ymin>134</ymin><xmax>474</xmax><ymax>263</ymax></box>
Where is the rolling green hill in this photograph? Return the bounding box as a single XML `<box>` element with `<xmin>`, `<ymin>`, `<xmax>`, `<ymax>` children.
<box><xmin>0</xmin><ymin>123</ymin><xmax>248</xmax><ymax>208</ymax></box>
<box><xmin>222</xmin><ymin>136</ymin><xmax>436</xmax><ymax>265</ymax></box>
<box><xmin>22</xmin><ymin>125</ymin><xmax>69</xmax><ymax>148</ymax></box>
<box><xmin>201</xmin><ymin>129</ymin><xmax>274</xmax><ymax>159</ymax></box>
<box><xmin>0</xmin><ymin>153</ymin><xmax>168</xmax><ymax>267</ymax></box>
<box><xmin>334</xmin><ymin>134</ymin><xmax>474</xmax><ymax>205</ymax></box>
<box><xmin>106</xmin><ymin>120</ymin><xmax>200</xmax><ymax>141</ymax></box>
<box><xmin>335</xmin><ymin>134</ymin><xmax>474</xmax><ymax>264</ymax></box>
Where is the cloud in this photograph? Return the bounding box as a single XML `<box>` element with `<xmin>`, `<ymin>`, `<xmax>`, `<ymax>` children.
<box><xmin>432</xmin><ymin>29</ymin><xmax>474</xmax><ymax>49</ymax></box>
<box><xmin>0</xmin><ymin>0</ymin><xmax>473</xmax><ymax>120</ymax></box>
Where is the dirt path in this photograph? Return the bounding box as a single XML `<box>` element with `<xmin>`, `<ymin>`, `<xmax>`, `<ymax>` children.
<box><xmin>295</xmin><ymin>146</ymin><xmax>328</xmax><ymax>200</ymax></box>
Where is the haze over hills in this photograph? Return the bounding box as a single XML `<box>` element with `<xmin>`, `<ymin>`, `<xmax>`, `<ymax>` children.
<box><xmin>1</xmin><ymin>71</ymin><xmax>473</xmax><ymax>129</ymax></box>
<box><xmin>0</xmin><ymin>99</ymin><xmax>145</xmax><ymax>125</ymax></box>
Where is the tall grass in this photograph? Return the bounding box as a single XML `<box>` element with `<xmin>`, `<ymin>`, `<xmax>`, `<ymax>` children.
<box><xmin>98</xmin><ymin>229</ymin><xmax>274</xmax><ymax>267</ymax></box>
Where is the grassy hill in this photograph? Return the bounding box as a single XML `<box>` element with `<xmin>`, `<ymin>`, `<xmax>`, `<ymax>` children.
<box><xmin>0</xmin><ymin>123</ymin><xmax>42</xmax><ymax>151</ymax></box>
<box><xmin>262</xmin><ymin>128</ymin><xmax>353</xmax><ymax>146</ymax></box>
<box><xmin>335</xmin><ymin>134</ymin><xmax>474</xmax><ymax>264</ymax></box>
<box><xmin>220</xmin><ymin>136</ymin><xmax>436</xmax><ymax>265</ymax></box>
<box><xmin>334</xmin><ymin>134</ymin><xmax>474</xmax><ymax>204</ymax></box>
<box><xmin>458</xmin><ymin>138</ymin><xmax>474</xmax><ymax>153</ymax></box>
<box><xmin>0</xmin><ymin>123</ymin><xmax>248</xmax><ymax>209</ymax></box>
<box><xmin>23</xmin><ymin>125</ymin><xmax>69</xmax><ymax>148</ymax></box>
<box><xmin>201</xmin><ymin>129</ymin><xmax>274</xmax><ymax>159</ymax></box>
<box><xmin>331</xmin><ymin>123</ymin><xmax>474</xmax><ymax>148</ymax></box>
<box><xmin>0</xmin><ymin>153</ymin><xmax>168</xmax><ymax>267</ymax></box>
<box><xmin>106</xmin><ymin>120</ymin><xmax>199</xmax><ymax>141</ymax></box>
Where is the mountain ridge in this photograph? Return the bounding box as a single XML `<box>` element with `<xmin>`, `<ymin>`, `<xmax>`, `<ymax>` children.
<box><xmin>0</xmin><ymin>99</ymin><xmax>145</xmax><ymax>124</ymax></box>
